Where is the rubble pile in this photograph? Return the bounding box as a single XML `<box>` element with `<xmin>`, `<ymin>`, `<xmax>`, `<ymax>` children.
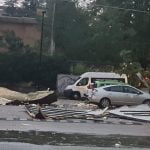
<box><xmin>51</xmin><ymin>100</ymin><xmax>98</xmax><ymax>110</ymax></box>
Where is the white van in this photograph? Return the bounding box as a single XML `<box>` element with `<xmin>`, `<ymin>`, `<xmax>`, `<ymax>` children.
<box><xmin>64</xmin><ymin>72</ymin><xmax>128</xmax><ymax>100</ymax></box>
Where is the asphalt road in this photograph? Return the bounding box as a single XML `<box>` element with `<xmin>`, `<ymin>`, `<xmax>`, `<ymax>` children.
<box><xmin>0</xmin><ymin>120</ymin><xmax>149</xmax><ymax>136</ymax></box>
<box><xmin>0</xmin><ymin>103</ymin><xmax>149</xmax><ymax>149</ymax></box>
<box><xmin>0</xmin><ymin>142</ymin><xmax>150</xmax><ymax>150</ymax></box>
<box><xmin>0</xmin><ymin>105</ymin><xmax>149</xmax><ymax>136</ymax></box>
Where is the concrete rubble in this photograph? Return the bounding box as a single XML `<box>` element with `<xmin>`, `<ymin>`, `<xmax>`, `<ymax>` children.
<box><xmin>51</xmin><ymin>100</ymin><xmax>99</xmax><ymax>110</ymax></box>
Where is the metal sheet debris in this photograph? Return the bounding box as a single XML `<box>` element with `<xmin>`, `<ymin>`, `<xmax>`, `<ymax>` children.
<box><xmin>25</xmin><ymin>102</ymin><xmax>150</xmax><ymax>122</ymax></box>
<box><xmin>25</xmin><ymin>105</ymin><xmax>108</xmax><ymax>120</ymax></box>
<box><xmin>109</xmin><ymin>104</ymin><xmax>150</xmax><ymax>122</ymax></box>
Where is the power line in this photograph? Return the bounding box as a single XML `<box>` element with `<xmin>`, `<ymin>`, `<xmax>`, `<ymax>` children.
<box><xmin>95</xmin><ymin>4</ymin><xmax>150</xmax><ymax>14</ymax></box>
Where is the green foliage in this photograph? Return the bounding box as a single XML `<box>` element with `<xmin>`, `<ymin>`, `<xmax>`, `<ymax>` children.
<box><xmin>21</xmin><ymin>0</ymin><xmax>37</xmax><ymax>17</ymax></box>
<box><xmin>0</xmin><ymin>51</ymin><xmax>70</xmax><ymax>89</ymax></box>
<box><xmin>142</xmin><ymin>70</ymin><xmax>150</xmax><ymax>86</ymax></box>
<box><xmin>89</xmin><ymin>0</ymin><xmax>150</xmax><ymax>68</ymax></box>
<box><xmin>4</xmin><ymin>0</ymin><xmax>18</xmax><ymax>16</ymax></box>
<box><xmin>0</xmin><ymin>31</ymin><xmax>70</xmax><ymax>89</ymax></box>
<box><xmin>1</xmin><ymin>0</ymin><xmax>150</xmax><ymax>87</ymax></box>
<box><xmin>43</xmin><ymin>0</ymin><xmax>90</xmax><ymax>59</ymax></box>
<box><xmin>2</xmin><ymin>31</ymin><xmax>24</xmax><ymax>52</ymax></box>
<box><xmin>4</xmin><ymin>0</ymin><xmax>39</xmax><ymax>17</ymax></box>
<box><xmin>119</xmin><ymin>49</ymin><xmax>143</xmax><ymax>86</ymax></box>
<box><xmin>71</xmin><ymin>63</ymin><xmax>89</xmax><ymax>75</ymax></box>
<box><xmin>3</xmin><ymin>0</ymin><xmax>150</xmax><ymax>70</ymax></box>
<box><xmin>120</xmin><ymin>62</ymin><xmax>143</xmax><ymax>86</ymax></box>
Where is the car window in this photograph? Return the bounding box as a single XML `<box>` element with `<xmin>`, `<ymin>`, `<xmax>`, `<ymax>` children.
<box><xmin>76</xmin><ymin>78</ymin><xmax>89</xmax><ymax>86</ymax></box>
<box><xmin>123</xmin><ymin>86</ymin><xmax>141</xmax><ymax>94</ymax></box>
<box><xmin>104</xmin><ymin>87</ymin><xmax>111</xmax><ymax>91</ymax></box>
<box><xmin>110</xmin><ymin>86</ymin><xmax>123</xmax><ymax>92</ymax></box>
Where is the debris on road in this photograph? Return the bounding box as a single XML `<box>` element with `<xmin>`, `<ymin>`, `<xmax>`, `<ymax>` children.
<box><xmin>25</xmin><ymin>98</ymin><xmax>150</xmax><ymax>122</ymax></box>
<box><xmin>109</xmin><ymin>104</ymin><xmax>150</xmax><ymax>122</ymax></box>
<box><xmin>51</xmin><ymin>100</ymin><xmax>99</xmax><ymax>110</ymax></box>
<box><xmin>0</xmin><ymin>97</ymin><xmax>12</xmax><ymax>105</ymax></box>
<box><xmin>25</xmin><ymin>104</ymin><xmax>108</xmax><ymax>120</ymax></box>
<box><xmin>0</xmin><ymin>87</ymin><xmax>57</xmax><ymax>105</ymax></box>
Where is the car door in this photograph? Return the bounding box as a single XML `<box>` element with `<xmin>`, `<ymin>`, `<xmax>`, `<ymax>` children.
<box><xmin>105</xmin><ymin>85</ymin><xmax>125</xmax><ymax>105</ymax></box>
<box><xmin>123</xmin><ymin>86</ymin><xmax>143</xmax><ymax>105</ymax></box>
<box><xmin>74</xmin><ymin>78</ymin><xmax>89</xmax><ymax>97</ymax></box>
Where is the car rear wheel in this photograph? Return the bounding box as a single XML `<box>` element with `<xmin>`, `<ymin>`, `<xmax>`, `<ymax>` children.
<box><xmin>99</xmin><ymin>98</ymin><xmax>110</xmax><ymax>108</ymax></box>
<box><xmin>143</xmin><ymin>100</ymin><xmax>150</xmax><ymax>106</ymax></box>
<box><xmin>72</xmin><ymin>92</ymin><xmax>80</xmax><ymax>100</ymax></box>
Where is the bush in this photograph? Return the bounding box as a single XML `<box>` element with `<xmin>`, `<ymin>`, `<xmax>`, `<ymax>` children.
<box><xmin>0</xmin><ymin>52</ymin><xmax>70</xmax><ymax>89</ymax></box>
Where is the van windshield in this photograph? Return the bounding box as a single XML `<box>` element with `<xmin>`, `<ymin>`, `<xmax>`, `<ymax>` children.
<box><xmin>73</xmin><ymin>77</ymin><xmax>81</xmax><ymax>84</ymax></box>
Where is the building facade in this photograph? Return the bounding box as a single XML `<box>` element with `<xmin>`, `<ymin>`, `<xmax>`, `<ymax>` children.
<box><xmin>0</xmin><ymin>16</ymin><xmax>40</xmax><ymax>47</ymax></box>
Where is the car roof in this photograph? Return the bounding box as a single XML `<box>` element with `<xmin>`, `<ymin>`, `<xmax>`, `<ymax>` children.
<box><xmin>96</xmin><ymin>84</ymin><xmax>130</xmax><ymax>89</ymax></box>
<box><xmin>96</xmin><ymin>84</ymin><xmax>144</xmax><ymax>92</ymax></box>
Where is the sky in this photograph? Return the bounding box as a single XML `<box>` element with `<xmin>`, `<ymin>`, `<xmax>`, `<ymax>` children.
<box><xmin>0</xmin><ymin>0</ymin><xmax>5</xmax><ymax>6</ymax></box>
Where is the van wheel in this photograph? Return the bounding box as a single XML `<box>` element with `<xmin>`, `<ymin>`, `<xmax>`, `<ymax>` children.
<box><xmin>99</xmin><ymin>98</ymin><xmax>110</xmax><ymax>108</ymax></box>
<box><xmin>72</xmin><ymin>92</ymin><xmax>80</xmax><ymax>100</ymax></box>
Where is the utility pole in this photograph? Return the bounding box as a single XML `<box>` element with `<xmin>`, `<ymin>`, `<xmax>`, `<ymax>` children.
<box><xmin>39</xmin><ymin>11</ymin><xmax>46</xmax><ymax>65</ymax></box>
<box><xmin>37</xmin><ymin>10</ymin><xmax>46</xmax><ymax>89</ymax></box>
<box><xmin>49</xmin><ymin>0</ymin><xmax>56</xmax><ymax>56</ymax></box>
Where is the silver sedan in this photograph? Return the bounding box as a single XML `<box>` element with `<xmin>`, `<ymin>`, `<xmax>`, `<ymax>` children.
<box><xmin>88</xmin><ymin>85</ymin><xmax>150</xmax><ymax>108</ymax></box>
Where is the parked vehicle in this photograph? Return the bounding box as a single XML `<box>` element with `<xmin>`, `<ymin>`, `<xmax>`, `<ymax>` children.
<box><xmin>88</xmin><ymin>84</ymin><xmax>150</xmax><ymax>108</ymax></box>
<box><xmin>64</xmin><ymin>72</ymin><xmax>127</xmax><ymax>100</ymax></box>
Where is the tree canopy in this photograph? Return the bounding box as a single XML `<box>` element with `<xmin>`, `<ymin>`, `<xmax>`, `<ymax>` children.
<box><xmin>40</xmin><ymin>0</ymin><xmax>150</xmax><ymax>69</ymax></box>
<box><xmin>1</xmin><ymin>0</ymin><xmax>150</xmax><ymax>87</ymax></box>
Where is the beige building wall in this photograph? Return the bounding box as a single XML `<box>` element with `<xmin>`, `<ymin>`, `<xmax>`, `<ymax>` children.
<box><xmin>0</xmin><ymin>16</ymin><xmax>40</xmax><ymax>47</ymax></box>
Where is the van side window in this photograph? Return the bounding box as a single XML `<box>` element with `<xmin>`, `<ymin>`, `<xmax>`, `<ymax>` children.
<box><xmin>76</xmin><ymin>78</ymin><xmax>89</xmax><ymax>86</ymax></box>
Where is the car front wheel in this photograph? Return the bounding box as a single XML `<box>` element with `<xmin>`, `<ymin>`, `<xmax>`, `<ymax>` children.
<box><xmin>99</xmin><ymin>98</ymin><xmax>111</xmax><ymax>108</ymax></box>
<box><xmin>143</xmin><ymin>100</ymin><xmax>150</xmax><ymax>106</ymax></box>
